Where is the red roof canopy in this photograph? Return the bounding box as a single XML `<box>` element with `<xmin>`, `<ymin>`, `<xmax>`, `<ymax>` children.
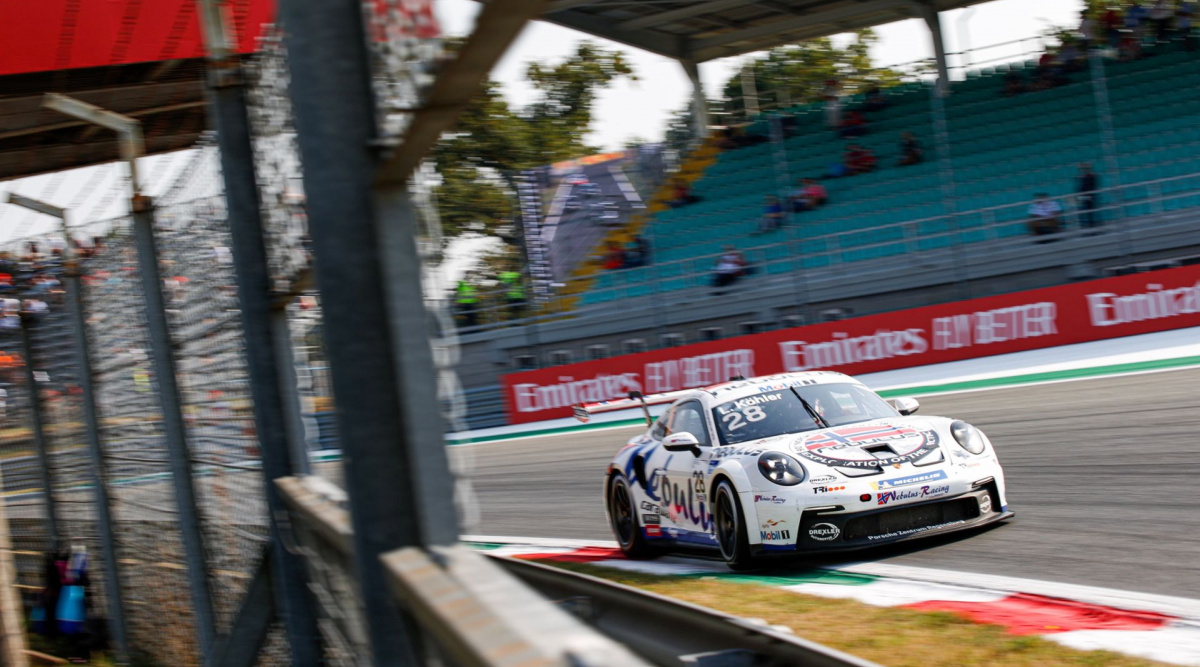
<box><xmin>0</xmin><ymin>0</ymin><xmax>275</xmax><ymax>77</ymax></box>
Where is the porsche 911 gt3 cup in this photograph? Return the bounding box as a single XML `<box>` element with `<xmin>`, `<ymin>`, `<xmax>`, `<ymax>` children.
<box><xmin>580</xmin><ymin>371</ymin><xmax>1012</xmax><ymax>569</ymax></box>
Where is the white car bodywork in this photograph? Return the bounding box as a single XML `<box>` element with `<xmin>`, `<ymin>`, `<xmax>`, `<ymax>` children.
<box><xmin>595</xmin><ymin>371</ymin><xmax>1011</xmax><ymax>562</ymax></box>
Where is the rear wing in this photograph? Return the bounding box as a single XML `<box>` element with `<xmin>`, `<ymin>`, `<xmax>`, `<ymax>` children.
<box><xmin>573</xmin><ymin>389</ymin><xmax>693</xmax><ymax>425</ymax></box>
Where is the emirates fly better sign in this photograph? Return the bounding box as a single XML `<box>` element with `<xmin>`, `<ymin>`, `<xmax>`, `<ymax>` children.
<box><xmin>503</xmin><ymin>264</ymin><xmax>1200</xmax><ymax>424</ymax></box>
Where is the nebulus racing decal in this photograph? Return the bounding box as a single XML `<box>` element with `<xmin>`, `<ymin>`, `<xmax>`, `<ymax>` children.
<box><xmin>876</xmin><ymin>484</ymin><xmax>951</xmax><ymax>505</ymax></box>
<box><xmin>791</xmin><ymin>423</ymin><xmax>940</xmax><ymax>469</ymax></box>
<box><xmin>808</xmin><ymin>523</ymin><xmax>840</xmax><ymax>541</ymax></box>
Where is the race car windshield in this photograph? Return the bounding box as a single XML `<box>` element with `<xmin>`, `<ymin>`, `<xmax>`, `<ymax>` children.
<box><xmin>712</xmin><ymin>383</ymin><xmax>899</xmax><ymax>445</ymax></box>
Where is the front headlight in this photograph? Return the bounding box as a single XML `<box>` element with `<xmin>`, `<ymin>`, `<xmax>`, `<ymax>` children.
<box><xmin>758</xmin><ymin>452</ymin><xmax>807</xmax><ymax>486</ymax></box>
<box><xmin>950</xmin><ymin>421</ymin><xmax>986</xmax><ymax>455</ymax></box>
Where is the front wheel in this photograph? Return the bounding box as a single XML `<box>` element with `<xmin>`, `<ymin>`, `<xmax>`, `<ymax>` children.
<box><xmin>713</xmin><ymin>480</ymin><xmax>755</xmax><ymax>570</ymax></box>
<box><xmin>608</xmin><ymin>474</ymin><xmax>654</xmax><ymax>559</ymax></box>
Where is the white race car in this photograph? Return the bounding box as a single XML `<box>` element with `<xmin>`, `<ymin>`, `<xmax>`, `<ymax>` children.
<box><xmin>581</xmin><ymin>371</ymin><xmax>1012</xmax><ymax>569</ymax></box>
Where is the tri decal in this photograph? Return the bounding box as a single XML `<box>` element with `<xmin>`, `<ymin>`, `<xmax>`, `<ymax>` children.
<box><xmin>792</xmin><ymin>423</ymin><xmax>939</xmax><ymax>469</ymax></box>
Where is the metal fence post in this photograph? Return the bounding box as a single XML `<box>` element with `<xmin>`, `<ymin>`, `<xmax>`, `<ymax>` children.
<box><xmin>3</xmin><ymin>192</ymin><xmax>130</xmax><ymax>659</ymax></box>
<box><xmin>62</xmin><ymin>237</ymin><xmax>129</xmax><ymax>660</ymax></box>
<box><xmin>196</xmin><ymin>2</ymin><xmax>322</xmax><ymax>662</ymax></box>
<box><xmin>39</xmin><ymin>92</ymin><xmax>218</xmax><ymax>660</ymax></box>
<box><xmin>17</xmin><ymin>312</ymin><xmax>58</xmax><ymax>550</ymax></box>
<box><xmin>130</xmin><ymin>198</ymin><xmax>218</xmax><ymax>660</ymax></box>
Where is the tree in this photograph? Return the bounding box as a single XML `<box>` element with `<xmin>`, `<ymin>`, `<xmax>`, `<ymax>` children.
<box><xmin>433</xmin><ymin>42</ymin><xmax>635</xmax><ymax>239</ymax></box>
<box><xmin>719</xmin><ymin>29</ymin><xmax>904</xmax><ymax>124</ymax></box>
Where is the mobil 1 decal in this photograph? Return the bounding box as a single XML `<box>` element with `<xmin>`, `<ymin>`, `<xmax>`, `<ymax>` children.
<box><xmin>790</xmin><ymin>422</ymin><xmax>939</xmax><ymax>469</ymax></box>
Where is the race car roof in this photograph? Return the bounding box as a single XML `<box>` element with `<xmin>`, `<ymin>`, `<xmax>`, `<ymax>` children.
<box><xmin>702</xmin><ymin>370</ymin><xmax>858</xmax><ymax>404</ymax></box>
<box><xmin>540</xmin><ymin>0</ymin><xmax>990</xmax><ymax>63</ymax></box>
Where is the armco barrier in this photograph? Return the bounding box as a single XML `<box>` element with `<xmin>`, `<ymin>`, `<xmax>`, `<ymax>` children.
<box><xmin>503</xmin><ymin>263</ymin><xmax>1200</xmax><ymax>423</ymax></box>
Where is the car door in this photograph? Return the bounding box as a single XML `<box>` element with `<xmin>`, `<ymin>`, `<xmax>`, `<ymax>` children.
<box><xmin>656</xmin><ymin>400</ymin><xmax>717</xmax><ymax>545</ymax></box>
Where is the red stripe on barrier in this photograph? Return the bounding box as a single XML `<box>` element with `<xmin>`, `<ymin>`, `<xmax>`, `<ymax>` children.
<box><xmin>514</xmin><ymin>547</ymin><xmax>625</xmax><ymax>563</ymax></box>
<box><xmin>904</xmin><ymin>593</ymin><xmax>1174</xmax><ymax>635</ymax></box>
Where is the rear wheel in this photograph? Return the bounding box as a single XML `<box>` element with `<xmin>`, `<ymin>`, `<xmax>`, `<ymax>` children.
<box><xmin>714</xmin><ymin>480</ymin><xmax>755</xmax><ymax>570</ymax></box>
<box><xmin>608</xmin><ymin>474</ymin><xmax>654</xmax><ymax>559</ymax></box>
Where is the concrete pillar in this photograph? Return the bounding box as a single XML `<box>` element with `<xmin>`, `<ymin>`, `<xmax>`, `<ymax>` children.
<box><xmin>680</xmin><ymin>60</ymin><xmax>709</xmax><ymax>140</ymax></box>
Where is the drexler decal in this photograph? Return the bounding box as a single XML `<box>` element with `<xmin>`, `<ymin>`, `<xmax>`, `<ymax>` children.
<box><xmin>808</xmin><ymin>523</ymin><xmax>840</xmax><ymax>541</ymax></box>
<box><xmin>791</xmin><ymin>424</ymin><xmax>940</xmax><ymax>469</ymax></box>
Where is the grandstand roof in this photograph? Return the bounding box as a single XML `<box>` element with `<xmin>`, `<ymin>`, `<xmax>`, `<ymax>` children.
<box><xmin>0</xmin><ymin>0</ymin><xmax>271</xmax><ymax>181</ymax></box>
<box><xmin>540</xmin><ymin>0</ymin><xmax>982</xmax><ymax>63</ymax></box>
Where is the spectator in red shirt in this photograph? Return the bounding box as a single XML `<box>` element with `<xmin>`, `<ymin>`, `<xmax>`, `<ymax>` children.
<box><xmin>1104</xmin><ymin>7</ymin><xmax>1123</xmax><ymax>47</ymax></box>
<box><xmin>844</xmin><ymin>144</ymin><xmax>877</xmax><ymax>175</ymax></box>
<box><xmin>838</xmin><ymin>111</ymin><xmax>868</xmax><ymax>138</ymax></box>
<box><xmin>603</xmin><ymin>241</ymin><xmax>625</xmax><ymax>270</ymax></box>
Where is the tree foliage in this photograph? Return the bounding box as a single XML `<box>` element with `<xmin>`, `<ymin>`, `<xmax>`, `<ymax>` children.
<box><xmin>720</xmin><ymin>30</ymin><xmax>905</xmax><ymax>124</ymax></box>
<box><xmin>433</xmin><ymin>42</ymin><xmax>635</xmax><ymax>238</ymax></box>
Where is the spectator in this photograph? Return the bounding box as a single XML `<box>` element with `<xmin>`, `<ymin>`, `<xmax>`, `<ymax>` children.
<box><xmin>1059</xmin><ymin>39</ymin><xmax>1086</xmax><ymax>73</ymax></box>
<box><xmin>789</xmin><ymin>178</ymin><xmax>827</xmax><ymax>213</ymax></box>
<box><xmin>844</xmin><ymin>144</ymin><xmax>877</xmax><ymax>175</ymax></box>
<box><xmin>899</xmin><ymin>132</ymin><xmax>924</xmax><ymax>166</ymax></box>
<box><xmin>712</xmin><ymin>245</ymin><xmax>752</xmax><ymax>290</ymax></box>
<box><xmin>801</xmin><ymin>178</ymin><xmax>827</xmax><ymax>210</ymax></box>
<box><xmin>1077</xmin><ymin>163</ymin><xmax>1101</xmax><ymax>230</ymax></box>
<box><xmin>454</xmin><ymin>279</ymin><xmax>479</xmax><ymax>328</ymax></box>
<box><xmin>838</xmin><ymin>110</ymin><xmax>868</xmax><ymax>138</ymax></box>
<box><xmin>1034</xmin><ymin>51</ymin><xmax>1062</xmax><ymax>89</ymax></box>
<box><xmin>603</xmin><ymin>241</ymin><xmax>625</xmax><ymax>270</ymax></box>
<box><xmin>1119</xmin><ymin>30</ymin><xmax>1144</xmax><ymax>60</ymax></box>
<box><xmin>624</xmin><ymin>234</ymin><xmax>651</xmax><ymax>268</ymax></box>
<box><xmin>1027</xmin><ymin>193</ymin><xmax>1064</xmax><ymax>239</ymax></box>
<box><xmin>1151</xmin><ymin>0</ymin><xmax>1173</xmax><ymax>40</ymax></box>
<box><xmin>862</xmin><ymin>84</ymin><xmax>888</xmax><ymax>113</ymax></box>
<box><xmin>1079</xmin><ymin>10</ymin><xmax>1098</xmax><ymax>47</ymax></box>
<box><xmin>667</xmin><ymin>178</ymin><xmax>700</xmax><ymax>208</ymax></box>
<box><xmin>1003</xmin><ymin>68</ymin><xmax>1026</xmax><ymax>96</ymax></box>
<box><xmin>1104</xmin><ymin>6</ymin><xmax>1124</xmax><ymax>48</ymax></box>
<box><xmin>498</xmin><ymin>269</ymin><xmax>526</xmax><ymax>316</ymax></box>
<box><xmin>757</xmin><ymin>195</ymin><xmax>785</xmax><ymax>233</ymax></box>
<box><xmin>1126</xmin><ymin>1</ymin><xmax>1149</xmax><ymax>34</ymax></box>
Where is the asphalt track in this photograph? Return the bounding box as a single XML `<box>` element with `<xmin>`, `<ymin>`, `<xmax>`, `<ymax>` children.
<box><xmin>462</xmin><ymin>366</ymin><xmax>1200</xmax><ymax>599</ymax></box>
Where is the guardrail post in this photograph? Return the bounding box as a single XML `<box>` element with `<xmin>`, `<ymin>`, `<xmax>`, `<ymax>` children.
<box><xmin>17</xmin><ymin>311</ymin><xmax>58</xmax><ymax>550</ymax></box>
<box><xmin>196</xmin><ymin>1</ymin><xmax>322</xmax><ymax>662</ymax></box>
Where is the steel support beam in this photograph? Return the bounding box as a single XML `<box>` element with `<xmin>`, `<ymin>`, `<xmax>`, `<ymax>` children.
<box><xmin>680</xmin><ymin>60</ymin><xmax>709</xmax><ymax>141</ymax></box>
<box><xmin>197</xmin><ymin>1</ymin><xmax>322</xmax><ymax>662</ymax></box>
<box><xmin>918</xmin><ymin>3</ymin><xmax>950</xmax><ymax>97</ymax></box>
<box><xmin>277</xmin><ymin>0</ymin><xmax>447</xmax><ymax>662</ymax></box>
<box><xmin>213</xmin><ymin>549</ymin><xmax>276</xmax><ymax>667</ymax></box>
<box><xmin>131</xmin><ymin>199</ymin><xmax>218</xmax><ymax>660</ymax></box>
<box><xmin>17</xmin><ymin>313</ymin><xmax>57</xmax><ymax>549</ymax></box>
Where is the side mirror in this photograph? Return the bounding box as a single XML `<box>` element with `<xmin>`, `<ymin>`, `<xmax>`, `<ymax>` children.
<box><xmin>890</xmin><ymin>397</ymin><xmax>920</xmax><ymax>415</ymax></box>
<box><xmin>663</xmin><ymin>432</ymin><xmax>700</xmax><ymax>454</ymax></box>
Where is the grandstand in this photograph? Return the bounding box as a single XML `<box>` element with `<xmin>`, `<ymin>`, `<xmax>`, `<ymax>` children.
<box><xmin>581</xmin><ymin>42</ymin><xmax>1200</xmax><ymax>305</ymax></box>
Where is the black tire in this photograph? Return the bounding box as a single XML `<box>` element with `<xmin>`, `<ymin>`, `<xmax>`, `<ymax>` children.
<box><xmin>608</xmin><ymin>474</ymin><xmax>655</xmax><ymax>559</ymax></box>
<box><xmin>713</xmin><ymin>479</ymin><xmax>756</xmax><ymax>571</ymax></box>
